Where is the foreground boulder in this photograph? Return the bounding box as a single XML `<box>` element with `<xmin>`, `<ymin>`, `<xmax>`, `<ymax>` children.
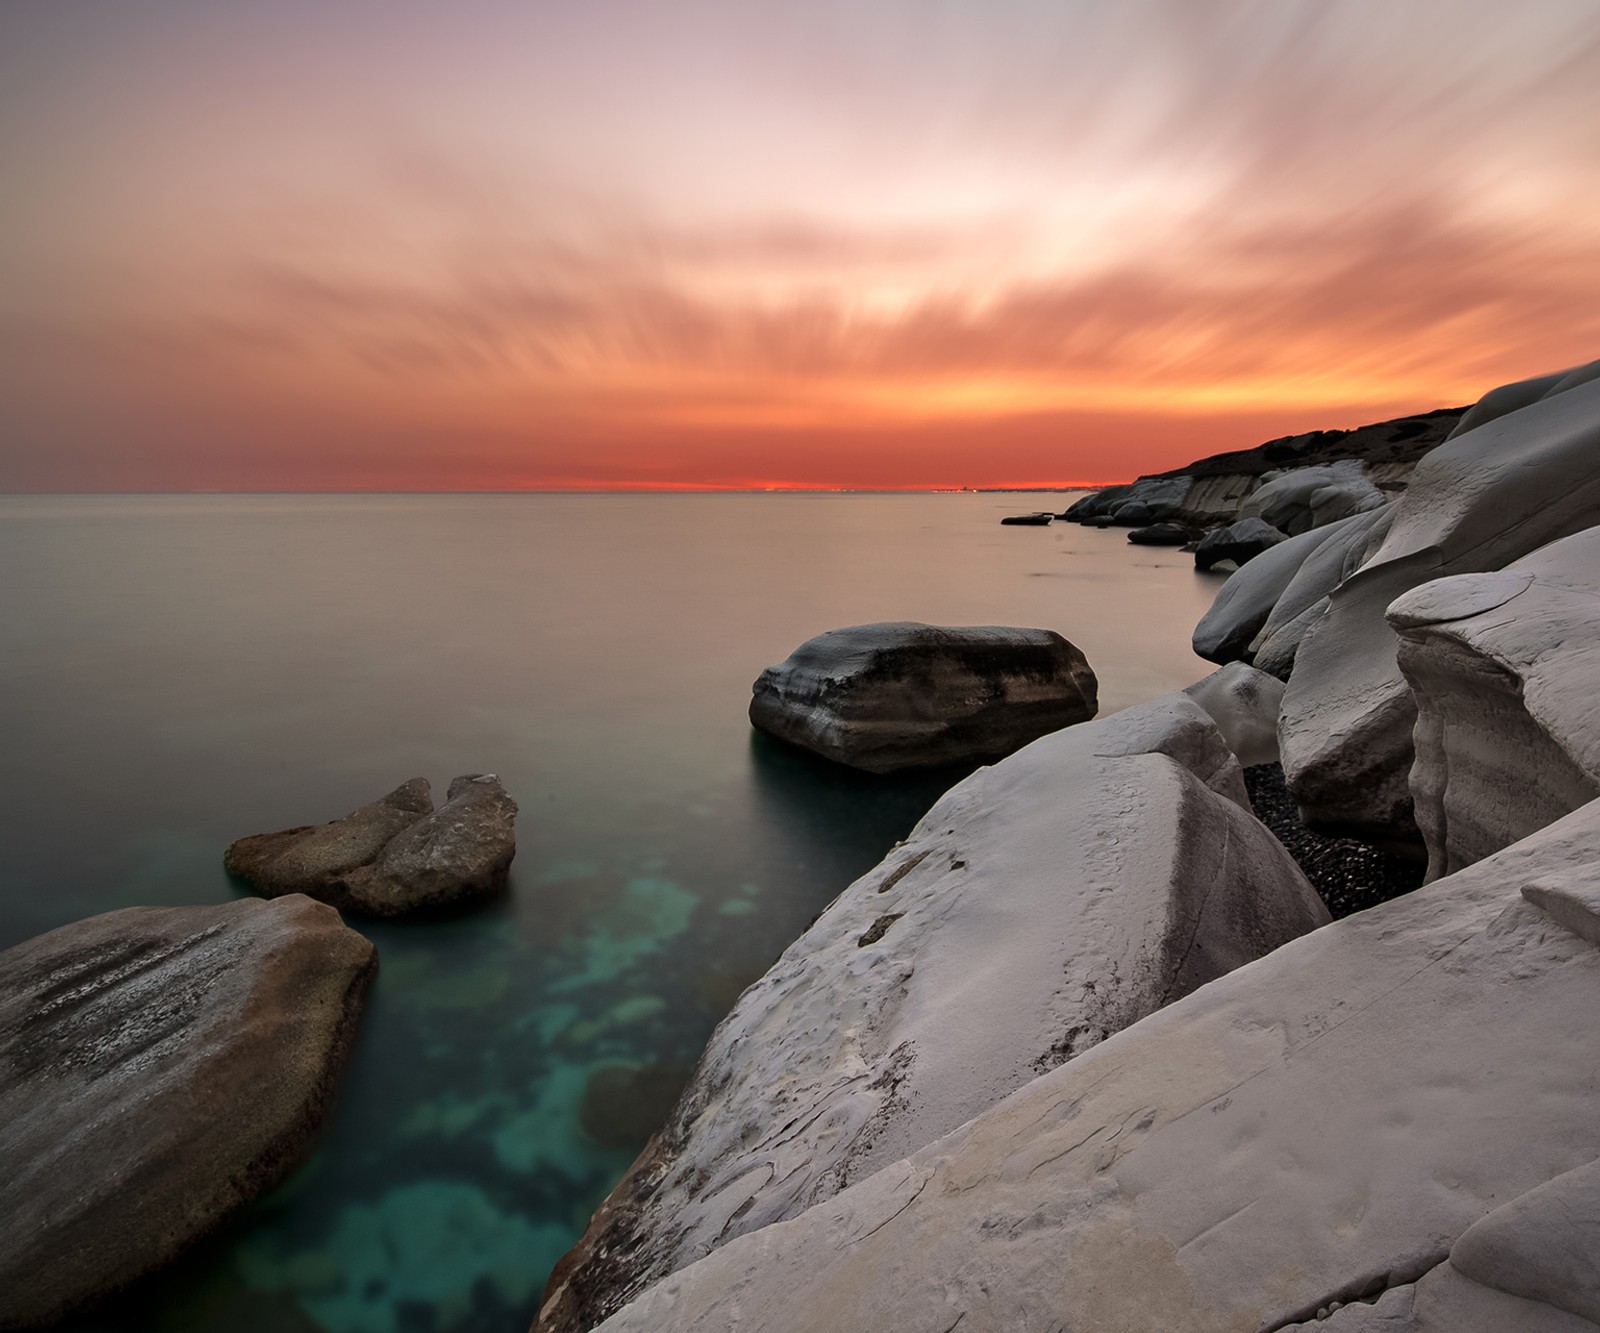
<box><xmin>0</xmin><ymin>896</ymin><xmax>376</xmax><ymax>1327</ymax></box>
<box><xmin>1280</xmin><ymin>364</ymin><xmax>1600</xmax><ymax>848</ymax></box>
<box><xmin>586</xmin><ymin>797</ymin><xmax>1600</xmax><ymax>1333</ymax></box>
<box><xmin>226</xmin><ymin>774</ymin><xmax>518</xmax><ymax>916</ymax></box>
<box><xmin>538</xmin><ymin>695</ymin><xmax>1328</xmax><ymax>1332</ymax></box>
<box><xmin>1182</xmin><ymin>662</ymin><xmax>1285</xmax><ymax>766</ymax></box>
<box><xmin>748</xmin><ymin>623</ymin><xmax>1098</xmax><ymax>772</ymax></box>
<box><xmin>1391</xmin><ymin>526</ymin><xmax>1600</xmax><ymax>882</ymax></box>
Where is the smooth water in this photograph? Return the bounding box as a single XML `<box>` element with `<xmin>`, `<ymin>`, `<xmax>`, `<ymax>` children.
<box><xmin>0</xmin><ymin>493</ymin><xmax>1220</xmax><ymax>1332</ymax></box>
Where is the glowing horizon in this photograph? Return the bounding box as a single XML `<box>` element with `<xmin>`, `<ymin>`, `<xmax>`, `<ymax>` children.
<box><xmin>4</xmin><ymin>1</ymin><xmax>1599</xmax><ymax>491</ymax></box>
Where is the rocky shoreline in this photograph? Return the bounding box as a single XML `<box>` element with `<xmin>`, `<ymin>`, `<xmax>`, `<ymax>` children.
<box><xmin>539</xmin><ymin>356</ymin><xmax>1600</xmax><ymax>1333</ymax></box>
<box><xmin>5</xmin><ymin>360</ymin><xmax>1600</xmax><ymax>1331</ymax></box>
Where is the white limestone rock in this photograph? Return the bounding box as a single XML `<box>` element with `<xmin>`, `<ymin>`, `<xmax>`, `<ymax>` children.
<box><xmin>748</xmin><ymin>622</ymin><xmax>1097</xmax><ymax>773</ymax></box>
<box><xmin>1238</xmin><ymin>459</ymin><xmax>1388</xmax><ymax>536</ymax></box>
<box><xmin>1279</xmin><ymin>368</ymin><xmax>1600</xmax><ymax>847</ymax></box>
<box><xmin>1192</xmin><ymin>520</ymin><xmax>1345</xmax><ymax>665</ymax></box>
<box><xmin>589</xmin><ymin>798</ymin><xmax>1600</xmax><ymax>1333</ymax></box>
<box><xmin>1250</xmin><ymin>504</ymin><xmax>1398</xmax><ymax>679</ymax></box>
<box><xmin>538</xmin><ymin>695</ymin><xmax>1328</xmax><ymax>1333</ymax></box>
<box><xmin>1182</xmin><ymin>662</ymin><xmax>1284</xmax><ymax>767</ymax></box>
<box><xmin>1390</xmin><ymin>527</ymin><xmax>1600</xmax><ymax>880</ymax></box>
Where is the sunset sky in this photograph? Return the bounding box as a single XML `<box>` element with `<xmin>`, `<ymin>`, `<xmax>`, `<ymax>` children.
<box><xmin>4</xmin><ymin>1</ymin><xmax>1600</xmax><ymax>490</ymax></box>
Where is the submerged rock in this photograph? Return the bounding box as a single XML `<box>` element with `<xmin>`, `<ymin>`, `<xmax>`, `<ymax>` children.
<box><xmin>1391</xmin><ymin>528</ymin><xmax>1600</xmax><ymax>881</ymax></box>
<box><xmin>1280</xmin><ymin>363</ymin><xmax>1600</xmax><ymax>848</ymax></box>
<box><xmin>1126</xmin><ymin>521</ymin><xmax>1190</xmax><ymax>546</ymax></box>
<box><xmin>538</xmin><ymin>694</ymin><xmax>1327</xmax><ymax>1333</ymax></box>
<box><xmin>587</xmin><ymin>798</ymin><xmax>1600</xmax><ymax>1333</ymax></box>
<box><xmin>226</xmin><ymin>774</ymin><xmax>518</xmax><ymax>917</ymax></box>
<box><xmin>748</xmin><ymin>622</ymin><xmax>1098</xmax><ymax>773</ymax></box>
<box><xmin>0</xmin><ymin>896</ymin><xmax>376</xmax><ymax>1327</ymax></box>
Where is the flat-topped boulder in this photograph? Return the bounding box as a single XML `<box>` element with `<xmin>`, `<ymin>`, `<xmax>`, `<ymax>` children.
<box><xmin>1279</xmin><ymin>362</ymin><xmax>1600</xmax><ymax>848</ymax></box>
<box><xmin>226</xmin><ymin>774</ymin><xmax>517</xmax><ymax>917</ymax></box>
<box><xmin>537</xmin><ymin>694</ymin><xmax>1327</xmax><ymax>1333</ymax></box>
<box><xmin>585</xmin><ymin>797</ymin><xmax>1600</xmax><ymax>1333</ymax></box>
<box><xmin>748</xmin><ymin>622</ymin><xmax>1097</xmax><ymax>772</ymax></box>
<box><xmin>1391</xmin><ymin>526</ymin><xmax>1600</xmax><ymax>881</ymax></box>
<box><xmin>0</xmin><ymin>896</ymin><xmax>376</xmax><ymax>1327</ymax></box>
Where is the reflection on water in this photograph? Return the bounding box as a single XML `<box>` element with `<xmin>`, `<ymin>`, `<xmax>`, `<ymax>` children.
<box><xmin>0</xmin><ymin>494</ymin><xmax>1218</xmax><ymax>1332</ymax></box>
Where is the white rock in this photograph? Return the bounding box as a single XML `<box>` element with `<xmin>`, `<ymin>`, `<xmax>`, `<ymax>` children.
<box><xmin>591</xmin><ymin>798</ymin><xmax>1600</xmax><ymax>1333</ymax></box>
<box><xmin>539</xmin><ymin>696</ymin><xmax>1328</xmax><ymax>1332</ymax></box>
<box><xmin>1443</xmin><ymin>361</ymin><xmax>1595</xmax><ymax>440</ymax></box>
<box><xmin>1192</xmin><ymin>521</ymin><xmax>1345</xmax><ymax>664</ymax></box>
<box><xmin>1279</xmin><ymin>370</ymin><xmax>1600</xmax><ymax>847</ymax></box>
<box><xmin>1250</xmin><ymin>505</ymin><xmax>1398</xmax><ymax>679</ymax></box>
<box><xmin>1239</xmin><ymin>459</ymin><xmax>1388</xmax><ymax>536</ymax></box>
<box><xmin>1182</xmin><ymin>662</ymin><xmax>1285</xmax><ymax>766</ymax></box>
<box><xmin>1390</xmin><ymin>526</ymin><xmax>1600</xmax><ymax>880</ymax></box>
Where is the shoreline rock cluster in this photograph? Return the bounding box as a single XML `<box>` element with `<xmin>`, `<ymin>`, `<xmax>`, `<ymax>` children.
<box><xmin>0</xmin><ymin>771</ymin><xmax>518</xmax><ymax>1328</ymax></box>
<box><xmin>542</xmin><ymin>357</ymin><xmax>1600</xmax><ymax>1333</ymax></box>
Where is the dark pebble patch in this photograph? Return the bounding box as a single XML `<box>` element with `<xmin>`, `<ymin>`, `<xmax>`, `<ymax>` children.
<box><xmin>1244</xmin><ymin>762</ymin><xmax>1425</xmax><ymax>918</ymax></box>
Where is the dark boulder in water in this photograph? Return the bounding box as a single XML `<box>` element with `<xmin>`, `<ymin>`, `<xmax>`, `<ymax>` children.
<box><xmin>1126</xmin><ymin>522</ymin><xmax>1191</xmax><ymax>546</ymax></box>
<box><xmin>1000</xmin><ymin>512</ymin><xmax>1053</xmax><ymax>526</ymax></box>
<box><xmin>226</xmin><ymin>774</ymin><xmax>518</xmax><ymax>917</ymax></box>
<box><xmin>0</xmin><ymin>895</ymin><xmax>375</xmax><ymax>1327</ymax></box>
<box><xmin>749</xmin><ymin>622</ymin><xmax>1097</xmax><ymax>773</ymax></box>
<box><xmin>1193</xmin><ymin>516</ymin><xmax>1289</xmax><ymax>571</ymax></box>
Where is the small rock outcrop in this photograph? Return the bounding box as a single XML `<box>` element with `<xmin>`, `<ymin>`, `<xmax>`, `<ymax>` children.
<box><xmin>226</xmin><ymin>774</ymin><xmax>518</xmax><ymax>916</ymax></box>
<box><xmin>1391</xmin><ymin>527</ymin><xmax>1600</xmax><ymax>881</ymax></box>
<box><xmin>1126</xmin><ymin>521</ymin><xmax>1190</xmax><ymax>546</ymax></box>
<box><xmin>0</xmin><ymin>896</ymin><xmax>376</xmax><ymax>1327</ymax></box>
<box><xmin>537</xmin><ymin>694</ymin><xmax>1328</xmax><ymax>1333</ymax></box>
<box><xmin>748</xmin><ymin>622</ymin><xmax>1098</xmax><ymax>773</ymax></box>
<box><xmin>1279</xmin><ymin>362</ymin><xmax>1600</xmax><ymax>848</ymax></box>
<box><xmin>584</xmin><ymin>798</ymin><xmax>1600</xmax><ymax>1333</ymax></box>
<box><xmin>999</xmin><ymin>511</ymin><xmax>1053</xmax><ymax>526</ymax></box>
<box><xmin>1192</xmin><ymin>516</ymin><xmax>1287</xmax><ymax>572</ymax></box>
<box><xmin>1182</xmin><ymin>662</ymin><xmax>1285</xmax><ymax>766</ymax></box>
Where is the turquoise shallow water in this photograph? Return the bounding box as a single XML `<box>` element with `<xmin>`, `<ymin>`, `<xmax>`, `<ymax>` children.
<box><xmin>0</xmin><ymin>493</ymin><xmax>1219</xmax><ymax>1332</ymax></box>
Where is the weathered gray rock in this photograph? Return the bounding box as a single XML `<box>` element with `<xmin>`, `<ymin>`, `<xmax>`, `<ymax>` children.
<box><xmin>1280</xmin><ymin>368</ymin><xmax>1600</xmax><ymax>847</ymax></box>
<box><xmin>586</xmin><ymin>797</ymin><xmax>1600</xmax><ymax>1333</ymax></box>
<box><xmin>1238</xmin><ymin>458</ymin><xmax>1388</xmax><ymax>536</ymax></box>
<box><xmin>1126</xmin><ymin>521</ymin><xmax>1190</xmax><ymax>546</ymax></box>
<box><xmin>226</xmin><ymin>774</ymin><xmax>517</xmax><ymax>916</ymax></box>
<box><xmin>1182</xmin><ymin>662</ymin><xmax>1284</xmax><ymax>766</ymax></box>
<box><xmin>1192</xmin><ymin>521</ymin><xmax>1345</xmax><ymax>664</ymax></box>
<box><xmin>538</xmin><ymin>694</ymin><xmax>1328</xmax><ymax>1333</ymax></box>
<box><xmin>0</xmin><ymin>896</ymin><xmax>376</xmax><ymax>1327</ymax></box>
<box><xmin>1248</xmin><ymin>504</ymin><xmax>1398</xmax><ymax>679</ymax></box>
<box><xmin>1193</xmin><ymin>516</ymin><xmax>1287</xmax><ymax>572</ymax></box>
<box><xmin>1391</xmin><ymin>528</ymin><xmax>1600</xmax><ymax>880</ymax></box>
<box><xmin>748</xmin><ymin>623</ymin><xmax>1098</xmax><ymax>773</ymax></box>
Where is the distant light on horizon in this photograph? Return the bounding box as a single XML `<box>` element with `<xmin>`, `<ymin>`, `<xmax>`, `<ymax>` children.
<box><xmin>3</xmin><ymin>0</ymin><xmax>1599</xmax><ymax>491</ymax></box>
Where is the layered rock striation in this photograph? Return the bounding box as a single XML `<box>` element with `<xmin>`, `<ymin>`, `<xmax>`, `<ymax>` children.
<box><xmin>748</xmin><ymin>622</ymin><xmax>1097</xmax><ymax>773</ymax></box>
<box><xmin>1391</xmin><ymin>528</ymin><xmax>1600</xmax><ymax>882</ymax></box>
<box><xmin>0</xmin><ymin>896</ymin><xmax>376</xmax><ymax>1328</ymax></box>
<box><xmin>1279</xmin><ymin>362</ymin><xmax>1600</xmax><ymax>848</ymax></box>
<box><xmin>538</xmin><ymin>693</ymin><xmax>1328</xmax><ymax>1333</ymax></box>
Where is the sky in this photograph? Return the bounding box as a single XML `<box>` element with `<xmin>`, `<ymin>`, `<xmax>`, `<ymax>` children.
<box><xmin>4</xmin><ymin>0</ymin><xmax>1600</xmax><ymax>491</ymax></box>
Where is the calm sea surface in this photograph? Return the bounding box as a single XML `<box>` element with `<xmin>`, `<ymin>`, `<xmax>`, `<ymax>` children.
<box><xmin>0</xmin><ymin>493</ymin><xmax>1220</xmax><ymax>1332</ymax></box>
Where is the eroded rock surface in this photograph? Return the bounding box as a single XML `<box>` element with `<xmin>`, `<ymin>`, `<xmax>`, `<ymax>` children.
<box><xmin>1193</xmin><ymin>517</ymin><xmax>1287</xmax><ymax>572</ymax></box>
<box><xmin>1279</xmin><ymin>364</ymin><xmax>1600</xmax><ymax>847</ymax></box>
<box><xmin>1183</xmin><ymin>662</ymin><xmax>1284</xmax><ymax>767</ymax></box>
<box><xmin>1193</xmin><ymin>521</ymin><xmax>1345</xmax><ymax>664</ymax></box>
<box><xmin>748</xmin><ymin>622</ymin><xmax>1097</xmax><ymax>773</ymax></box>
<box><xmin>538</xmin><ymin>695</ymin><xmax>1327</xmax><ymax>1333</ymax></box>
<box><xmin>587</xmin><ymin>798</ymin><xmax>1600</xmax><ymax>1333</ymax></box>
<box><xmin>226</xmin><ymin>774</ymin><xmax>518</xmax><ymax>916</ymax></box>
<box><xmin>0</xmin><ymin>896</ymin><xmax>376</xmax><ymax>1328</ymax></box>
<box><xmin>1391</xmin><ymin>528</ymin><xmax>1600</xmax><ymax>880</ymax></box>
<box><xmin>1238</xmin><ymin>458</ymin><xmax>1388</xmax><ymax>536</ymax></box>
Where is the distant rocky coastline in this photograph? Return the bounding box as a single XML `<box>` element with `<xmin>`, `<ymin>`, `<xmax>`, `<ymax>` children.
<box><xmin>539</xmin><ymin>358</ymin><xmax>1600</xmax><ymax>1333</ymax></box>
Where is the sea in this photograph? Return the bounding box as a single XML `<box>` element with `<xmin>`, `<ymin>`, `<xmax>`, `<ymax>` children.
<box><xmin>0</xmin><ymin>492</ymin><xmax>1221</xmax><ymax>1333</ymax></box>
